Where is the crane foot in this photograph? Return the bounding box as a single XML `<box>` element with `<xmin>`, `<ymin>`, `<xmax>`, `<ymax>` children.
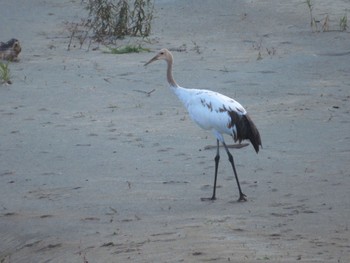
<box><xmin>238</xmin><ymin>193</ymin><xmax>247</xmax><ymax>202</ymax></box>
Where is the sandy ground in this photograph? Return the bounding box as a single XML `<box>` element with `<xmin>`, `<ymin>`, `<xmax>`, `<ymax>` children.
<box><xmin>1</xmin><ymin>0</ymin><xmax>350</xmax><ymax>262</ymax></box>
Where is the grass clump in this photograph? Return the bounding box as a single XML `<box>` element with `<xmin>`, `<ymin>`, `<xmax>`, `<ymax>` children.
<box><xmin>85</xmin><ymin>0</ymin><xmax>154</xmax><ymax>42</ymax></box>
<box><xmin>305</xmin><ymin>0</ymin><xmax>316</xmax><ymax>30</ymax></box>
<box><xmin>105</xmin><ymin>44</ymin><xmax>150</xmax><ymax>54</ymax></box>
<box><xmin>0</xmin><ymin>62</ymin><xmax>11</xmax><ymax>85</ymax></box>
<box><xmin>305</xmin><ymin>0</ymin><xmax>348</xmax><ymax>32</ymax></box>
<box><xmin>340</xmin><ymin>15</ymin><xmax>348</xmax><ymax>31</ymax></box>
<box><xmin>67</xmin><ymin>0</ymin><xmax>154</xmax><ymax>50</ymax></box>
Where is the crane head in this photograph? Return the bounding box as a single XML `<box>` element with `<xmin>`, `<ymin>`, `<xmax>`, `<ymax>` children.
<box><xmin>144</xmin><ymin>48</ymin><xmax>172</xmax><ymax>66</ymax></box>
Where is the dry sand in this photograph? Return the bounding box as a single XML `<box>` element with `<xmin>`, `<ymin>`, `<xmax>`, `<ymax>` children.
<box><xmin>1</xmin><ymin>0</ymin><xmax>350</xmax><ymax>262</ymax></box>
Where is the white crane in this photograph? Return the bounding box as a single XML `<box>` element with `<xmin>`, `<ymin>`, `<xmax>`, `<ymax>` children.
<box><xmin>145</xmin><ymin>48</ymin><xmax>261</xmax><ymax>202</ymax></box>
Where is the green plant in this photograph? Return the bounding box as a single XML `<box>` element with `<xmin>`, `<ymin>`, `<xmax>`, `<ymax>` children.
<box><xmin>104</xmin><ymin>44</ymin><xmax>150</xmax><ymax>54</ymax></box>
<box><xmin>340</xmin><ymin>14</ymin><xmax>348</xmax><ymax>31</ymax></box>
<box><xmin>305</xmin><ymin>0</ymin><xmax>321</xmax><ymax>32</ymax></box>
<box><xmin>305</xmin><ymin>0</ymin><xmax>315</xmax><ymax>29</ymax></box>
<box><xmin>0</xmin><ymin>62</ymin><xmax>11</xmax><ymax>84</ymax></box>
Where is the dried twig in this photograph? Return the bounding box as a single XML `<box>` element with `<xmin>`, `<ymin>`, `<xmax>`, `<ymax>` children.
<box><xmin>133</xmin><ymin>88</ymin><xmax>155</xmax><ymax>96</ymax></box>
<box><xmin>67</xmin><ymin>23</ymin><xmax>78</xmax><ymax>51</ymax></box>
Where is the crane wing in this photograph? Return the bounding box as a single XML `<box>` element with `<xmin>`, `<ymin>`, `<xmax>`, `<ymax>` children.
<box><xmin>185</xmin><ymin>89</ymin><xmax>245</xmax><ymax>132</ymax></box>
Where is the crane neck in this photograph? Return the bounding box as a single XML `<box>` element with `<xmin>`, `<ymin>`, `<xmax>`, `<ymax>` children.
<box><xmin>166</xmin><ymin>55</ymin><xmax>179</xmax><ymax>88</ymax></box>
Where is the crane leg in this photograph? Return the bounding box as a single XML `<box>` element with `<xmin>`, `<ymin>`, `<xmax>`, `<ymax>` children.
<box><xmin>223</xmin><ymin>142</ymin><xmax>247</xmax><ymax>202</ymax></box>
<box><xmin>201</xmin><ymin>140</ymin><xmax>220</xmax><ymax>201</ymax></box>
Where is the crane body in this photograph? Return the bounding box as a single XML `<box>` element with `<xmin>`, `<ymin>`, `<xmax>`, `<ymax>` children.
<box><xmin>145</xmin><ymin>49</ymin><xmax>261</xmax><ymax>201</ymax></box>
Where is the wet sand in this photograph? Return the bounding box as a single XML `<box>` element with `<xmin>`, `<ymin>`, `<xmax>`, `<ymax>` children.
<box><xmin>1</xmin><ymin>0</ymin><xmax>349</xmax><ymax>262</ymax></box>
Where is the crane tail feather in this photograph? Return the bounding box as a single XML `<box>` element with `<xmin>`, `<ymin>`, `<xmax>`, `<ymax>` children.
<box><xmin>228</xmin><ymin>111</ymin><xmax>262</xmax><ymax>153</ymax></box>
<box><xmin>243</xmin><ymin>114</ymin><xmax>262</xmax><ymax>153</ymax></box>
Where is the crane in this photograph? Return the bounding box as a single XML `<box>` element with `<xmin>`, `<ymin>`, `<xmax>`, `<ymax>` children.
<box><xmin>144</xmin><ymin>48</ymin><xmax>262</xmax><ymax>202</ymax></box>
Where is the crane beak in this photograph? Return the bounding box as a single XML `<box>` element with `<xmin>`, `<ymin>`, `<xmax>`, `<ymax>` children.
<box><xmin>144</xmin><ymin>55</ymin><xmax>158</xmax><ymax>66</ymax></box>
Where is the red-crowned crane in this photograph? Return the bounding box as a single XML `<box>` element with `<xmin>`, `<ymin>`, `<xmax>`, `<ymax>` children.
<box><xmin>145</xmin><ymin>48</ymin><xmax>262</xmax><ymax>202</ymax></box>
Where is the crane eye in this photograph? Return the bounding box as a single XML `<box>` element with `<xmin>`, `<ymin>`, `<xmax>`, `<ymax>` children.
<box><xmin>160</xmin><ymin>52</ymin><xmax>164</xmax><ymax>55</ymax></box>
